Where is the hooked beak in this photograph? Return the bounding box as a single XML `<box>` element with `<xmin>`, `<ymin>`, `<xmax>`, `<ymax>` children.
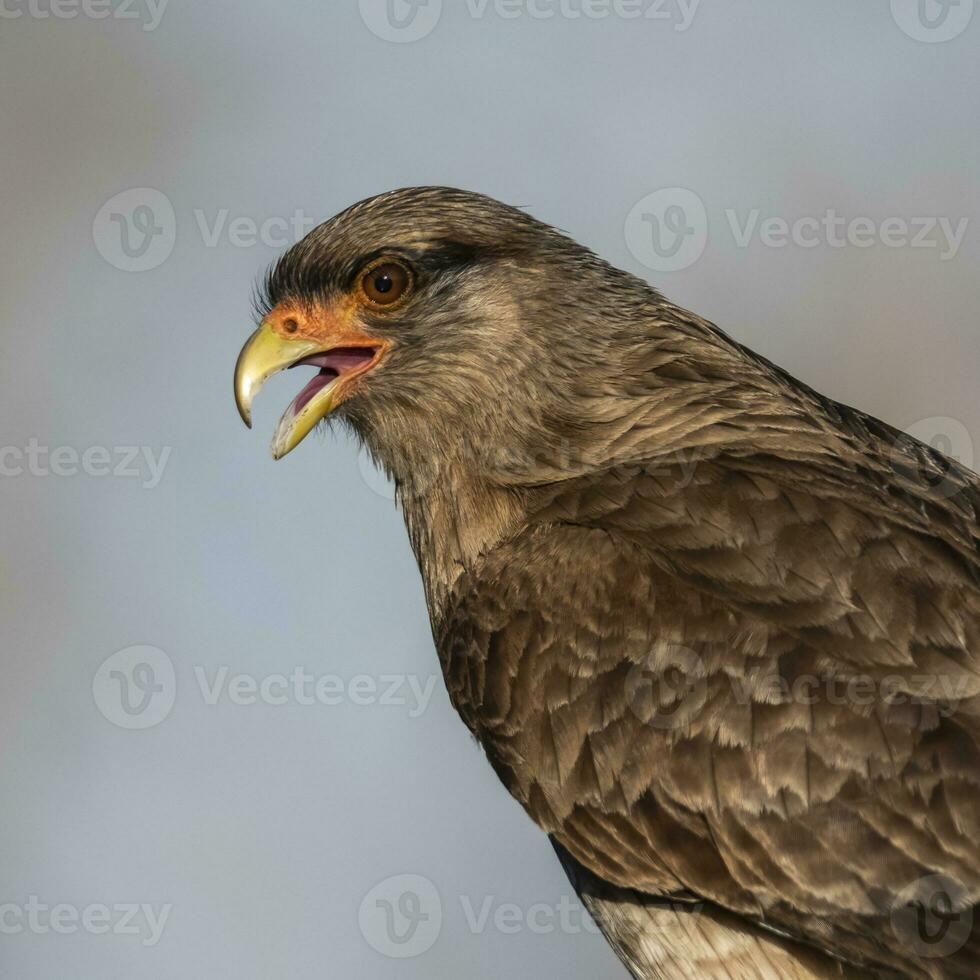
<box><xmin>234</xmin><ymin>312</ymin><xmax>385</xmax><ymax>459</ymax></box>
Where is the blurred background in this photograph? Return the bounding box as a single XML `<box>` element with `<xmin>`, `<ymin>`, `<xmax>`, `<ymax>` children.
<box><xmin>1</xmin><ymin>2</ymin><xmax>977</xmax><ymax>977</ymax></box>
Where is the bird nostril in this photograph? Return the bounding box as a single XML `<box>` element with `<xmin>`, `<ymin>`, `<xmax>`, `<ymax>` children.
<box><xmin>283</xmin><ymin>317</ymin><xmax>299</xmax><ymax>334</ymax></box>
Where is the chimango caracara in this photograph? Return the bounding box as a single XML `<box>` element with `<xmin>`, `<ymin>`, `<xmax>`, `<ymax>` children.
<box><xmin>234</xmin><ymin>187</ymin><xmax>979</xmax><ymax>979</ymax></box>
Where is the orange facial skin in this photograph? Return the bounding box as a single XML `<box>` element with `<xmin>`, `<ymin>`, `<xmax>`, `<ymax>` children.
<box><xmin>263</xmin><ymin>295</ymin><xmax>390</xmax><ymax>406</ymax></box>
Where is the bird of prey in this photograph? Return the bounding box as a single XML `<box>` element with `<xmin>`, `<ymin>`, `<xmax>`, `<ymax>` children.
<box><xmin>234</xmin><ymin>187</ymin><xmax>979</xmax><ymax>979</ymax></box>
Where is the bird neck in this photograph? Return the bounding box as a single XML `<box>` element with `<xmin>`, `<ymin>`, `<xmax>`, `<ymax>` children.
<box><xmin>366</xmin><ymin>304</ymin><xmax>822</xmax><ymax>624</ymax></box>
<box><xmin>395</xmin><ymin>464</ymin><xmax>527</xmax><ymax>623</ymax></box>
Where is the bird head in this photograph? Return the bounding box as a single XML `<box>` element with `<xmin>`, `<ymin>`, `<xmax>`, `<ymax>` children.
<box><xmin>235</xmin><ymin>187</ymin><xmax>658</xmax><ymax>488</ymax></box>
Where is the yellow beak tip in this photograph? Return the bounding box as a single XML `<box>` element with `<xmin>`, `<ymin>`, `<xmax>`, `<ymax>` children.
<box><xmin>235</xmin><ymin>322</ymin><xmax>341</xmax><ymax>459</ymax></box>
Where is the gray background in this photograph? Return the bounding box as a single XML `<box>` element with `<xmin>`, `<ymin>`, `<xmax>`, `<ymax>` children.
<box><xmin>1</xmin><ymin>1</ymin><xmax>978</xmax><ymax>977</ymax></box>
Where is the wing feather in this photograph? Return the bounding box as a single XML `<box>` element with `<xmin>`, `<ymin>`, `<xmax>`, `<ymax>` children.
<box><xmin>438</xmin><ymin>398</ymin><xmax>980</xmax><ymax>976</ymax></box>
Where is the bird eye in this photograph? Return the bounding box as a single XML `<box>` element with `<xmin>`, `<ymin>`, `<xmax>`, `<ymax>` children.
<box><xmin>361</xmin><ymin>261</ymin><xmax>412</xmax><ymax>307</ymax></box>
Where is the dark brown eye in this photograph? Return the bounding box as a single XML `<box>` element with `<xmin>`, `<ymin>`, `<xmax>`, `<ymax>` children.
<box><xmin>361</xmin><ymin>261</ymin><xmax>411</xmax><ymax>307</ymax></box>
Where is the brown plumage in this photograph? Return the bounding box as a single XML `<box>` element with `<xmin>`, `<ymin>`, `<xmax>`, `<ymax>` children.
<box><xmin>238</xmin><ymin>187</ymin><xmax>980</xmax><ymax>979</ymax></box>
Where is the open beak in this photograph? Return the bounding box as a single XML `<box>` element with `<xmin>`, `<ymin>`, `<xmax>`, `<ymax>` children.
<box><xmin>234</xmin><ymin>317</ymin><xmax>383</xmax><ymax>459</ymax></box>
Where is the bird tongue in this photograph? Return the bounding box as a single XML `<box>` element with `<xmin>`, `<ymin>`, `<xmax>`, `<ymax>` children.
<box><xmin>289</xmin><ymin>348</ymin><xmax>376</xmax><ymax>412</ymax></box>
<box><xmin>292</xmin><ymin>370</ymin><xmax>338</xmax><ymax>413</ymax></box>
